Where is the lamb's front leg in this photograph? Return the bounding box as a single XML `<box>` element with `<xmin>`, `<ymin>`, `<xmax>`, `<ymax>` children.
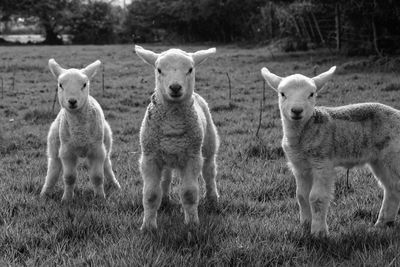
<box><xmin>180</xmin><ymin>156</ymin><xmax>202</xmax><ymax>225</ymax></box>
<box><xmin>140</xmin><ymin>155</ymin><xmax>162</xmax><ymax>230</ymax></box>
<box><xmin>88</xmin><ymin>145</ymin><xmax>107</xmax><ymax>199</ymax></box>
<box><xmin>60</xmin><ymin>149</ymin><xmax>78</xmax><ymax>202</ymax></box>
<box><xmin>290</xmin><ymin>162</ymin><xmax>313</xmax><ymax>230</ymax></box>
<box><xmin>309</xmin><ymin>162</ymin><xmax>336</xmax><ymax>237</ymax></box>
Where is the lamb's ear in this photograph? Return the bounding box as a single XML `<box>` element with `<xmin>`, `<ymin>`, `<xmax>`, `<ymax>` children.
<box><xmin>82</xmin><ymin>60</ymin><xmax>101</xmax><ymax>79</ymax></box>
<box><xmin>261</xmin><ymin>67</ymin><xmax>281</xmax><ymax>92</ymax></box>
<box><xmin>48</xmin><ymin>58</ymin><xmax>66</xmax><ymax>78</ymax></box>
<box><xmin>135</xmin><ymin>45</ymin><xmax>159</xmax><ymax>67</ymax></box>
<box><xmin>312</xmin><ymin>66</ymin><xmax>336</xmax><ymax>91</ymax></box>
<box><xmin>190</xmin><ymin>48</ymin><xmax>216</xmax><ymax>66</ymax></box>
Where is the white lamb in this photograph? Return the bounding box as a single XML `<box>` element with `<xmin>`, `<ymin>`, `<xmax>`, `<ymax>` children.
<box><xmin>135</xmin><ymin>45</ymin><xmax>220</xmax><ymax>230</ymax></box>
<box><xmin>261</xmin><ymin>66</ymin><xmax>400</xmax><ymax>236</ymax></box>
<box><xmin>40</xmin><ymin>59</ymin><xmax>121</xmax><ymax>202</ymax></box>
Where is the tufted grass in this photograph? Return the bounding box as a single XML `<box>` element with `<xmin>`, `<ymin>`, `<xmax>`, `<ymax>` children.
<box><xmin>1</xmin><ymin>45</ymin><xmax>400</xmax><ymax>265</ymax></box>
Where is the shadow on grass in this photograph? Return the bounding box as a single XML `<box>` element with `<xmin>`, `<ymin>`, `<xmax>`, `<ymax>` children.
<box><xmin>285</xmin><ymin>224</ymin><xmax>400</xmax><ymax>260</ymax></box>
<box><xmin>138</xmin><ymin>198</ymin><xmax>228</xmax><ymax>260</ymax></box>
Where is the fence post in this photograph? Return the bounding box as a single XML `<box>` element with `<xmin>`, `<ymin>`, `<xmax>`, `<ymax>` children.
<box><xmin>52</xmin><ymin>86</ymin><xmax>58</xmax><ymax>113</ymax></box>
<box><xmin>1</xmin><ymin>76</ymin><xmax>3</xmax><ymax>99</ymax></box>
<box><xmin>102</xmin><ymin>64</ymin><xmax>105</xmax><ymax>97</ymax></box>
<box><xmin>255</xmin><ymin>80</ymin><xmax>266</xmax><ymax>137</ymax></box>
<box><xmin>11</xmin><ymin>70</ymin><xmax>15</xmax><ymax>92</ymax></box>
<box><xmin>226</xmin><ymin>72</ymin><xmax>231</xmax><ymax>105</ymax></box>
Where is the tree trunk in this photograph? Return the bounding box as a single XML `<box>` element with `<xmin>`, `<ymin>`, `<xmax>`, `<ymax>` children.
<box><xmin>311</xmin><ymin>12</ymin><xmax>324</xmax><ymax>45</ymax></box>
<box><xmin>44</xmin><ymin>25</ymin><xmax>63</xmax><ymax>45</ymax></box>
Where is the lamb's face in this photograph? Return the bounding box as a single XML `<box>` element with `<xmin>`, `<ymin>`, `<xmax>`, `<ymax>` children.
<box><xmin>58</xmin><ymin>70</ymin><xmax>89</xmax><ymax>111</ymax></box>
<box><xmin>261</xmin><ymin>66</ymin><xmax>336</xmax><ymax>123</ymax></box>
<box><xmin>278</xmin><ymin>75</ymin><xmax>317</xmax><ymax>122</ymax></box>
<box><xmin>135</xmin><ymin>45</ymin><xmax>216</xmax><ymax>103</ymax></box>
<box><xmin>155</xmin><ymin>50</ymin><xmax>194</xmax><ymax>102</ymax></box>
<box><xmin>48</xmin><ymin>58</ymin><xmax>101</xmax><ymax>112</ymax></box>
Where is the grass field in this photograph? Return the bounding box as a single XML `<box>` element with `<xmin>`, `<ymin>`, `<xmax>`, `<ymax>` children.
<box><xmin>1</xmin><ymin>44</ymin><xmax>400</xmax><ymax>265</ymax></box>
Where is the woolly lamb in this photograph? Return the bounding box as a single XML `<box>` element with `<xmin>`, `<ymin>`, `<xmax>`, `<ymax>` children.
<box><xmin>261</xmin><ymin>66</ymin><xmax>400</xmax><ymax>236</ymax></box>
<box><xmin>40</xmin><ymin>59</ymin><xmax>121</xmax><ymax>202</ymax></box>
<box><xmin>135</xmin><ymin>45</ymin><xmax>220</xmax><ymax>230</ymax></box>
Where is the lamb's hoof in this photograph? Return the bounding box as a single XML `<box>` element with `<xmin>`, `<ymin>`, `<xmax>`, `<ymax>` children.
<box><xmin>105</xmin><ymin>181</ymin><xmax>121</xmax><ymax>192</ymax></box>
<box><xmin>375</xmin><ymin>220</ymin><xmax>395</xmax><ymax>228</ymax></box>
<box><xmin>61</xmin><ymin>196</ymin><xmax>73</xmax><ymax>203</ymax></box>
<box><xmin>184</xmin><ymin>215</ymin><xmax>200</xmax><ymax>226</ymax></box>
<box><xmin>300</xmin><ymin>221</ymin><xmax>311</xmax><ymax>235</ymax></box>
<box><xmin>311</xmin><ymin>228</ymin><xmax>328</xmax><ymax>238</ymax></box>
<box><xmin>204</xmin><ymin>194</ymin><xmax>219</xmax><ymax>211</ymax></box>
<box><xmin>160</xmin><ymin>196</ymin><xmax>170</xmax><ymax>208</ymax></box>
<box><xmin>184</xmin><ymin>220</ymin><xmax>200</xmax><ymax>229</ymax></box>
<box><xmin>140</xmin><ymin>221</ymin><xmax>157</xmax><ymax>231</ymax></box>
<box><xmin>40</xmin><ymin>189</ymin><xmax>49</xmax><ymax>199</ymax></box>
<box><xmin>311</xmin><ymin>224</ymin><xmax>328</xmax><ymax>238</ymax></box>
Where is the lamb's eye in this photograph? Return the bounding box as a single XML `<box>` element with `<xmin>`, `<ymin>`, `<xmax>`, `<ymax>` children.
<box><xmin>280</xmin><ymin>92</ymin><xmax>285</xmax><ymax>98</ymax></box>
<box><xmin>59</xmin><ymin>83</ymin><xmax>63</xmax><ymax>89</ymax></box>
<box><xmin>309</xmin><ymin>92</ymin><xmax>314</xmax><ymax>98</ymax></box>
<box><xmin>187</xmin><ymin>68</ymin><xmax>193</xmax><ymax>74</ymax></box>
<box><xmin>157</xmin><ymin>68</ymin><xmax>162</xmax><ymax>74</ymax></box>
<box><xmin>83</xmin><ymin>83</ymin><xmax>87</xmax><ymax>88</ymax></box>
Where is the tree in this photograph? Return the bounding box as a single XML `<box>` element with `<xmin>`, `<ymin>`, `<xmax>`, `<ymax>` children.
<box><xmin>71</xmin><ymin>1</ymin><xmax>118</xmax><ymax>44</ymax></box>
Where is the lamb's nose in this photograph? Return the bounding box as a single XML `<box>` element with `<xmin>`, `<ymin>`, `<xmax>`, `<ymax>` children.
<box><xmin>291</xmin><ymin>107</ymin><xmax>303</xmax><ymax>115</ymax></box>
<box><xmin>68</xmin><ymin>99</ymin><xmax>77</xmax><ymax>106</ymax></box>
<box><xmin>169</xmin><ymin>84</ymin><xmax>182</xmax><ymax>93</ymax></box>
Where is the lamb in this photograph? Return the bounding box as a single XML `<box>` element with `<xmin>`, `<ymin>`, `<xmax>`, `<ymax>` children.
<box><xmin>40</xmin><ymin>59</ymin><xmax>121</xmax><ymax>202</ymax></box>
<box><xmin>261</xmin><ymin>66</ymin><xmax>400</xmax><ymax>236</ymax></box>
<box><xmin>134</xmin><ymin>45</ymin><xmax>220</xmax><ymax>230</ymax></box>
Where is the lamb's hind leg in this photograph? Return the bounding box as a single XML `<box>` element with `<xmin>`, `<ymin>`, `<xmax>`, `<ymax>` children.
<box><xmin>41</xmin><ymin>122</ymin><xmax>62</xmax><ymax>197</ymax></box>
<box><xmin>40</xmin><ymin>157</ymin><xmax>62</xmax><ymax>197</ymax></box>
<box><xmin>103</xmin><ymin>122</ymin><xmax>121</xmax><ymax>191</ymax></box>
<box><xmin>88</xmin><ymin>145</ymin><xmax>107</xmax><ymax>199</ymax></box>
<box><xmin>104</xmin><ymin>156</ymin><xmax>121</xmax><ymax>191</ymax></box>
<box><xmin>309</xmin><ymin>162</ymin><xmax>336</xmax><ymax>237</ymax></box>
<box><xmin>202</xmin><ymin>155</ymin><xmax>219</xmax><ymax>205</ymax></box>
<box><xmin>290</xmin><ymin>163</ymin><xmax>313</xmax><ymax>231</ymax></box>
<box><xmin>369</xmin><ymin>159</ymin><xmax>400</xmax><ymax>227</ymax></box>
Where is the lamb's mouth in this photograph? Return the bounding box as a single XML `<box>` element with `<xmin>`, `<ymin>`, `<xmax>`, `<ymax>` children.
<box><xmin>290</xmin><ymin>116</ymin><xmax>303</xmax><ymax>121</ymax></box>
<box><xmin>170</xmin><ymin>93</ymin><xmax>182</xmax><ymax>98</ymax></box>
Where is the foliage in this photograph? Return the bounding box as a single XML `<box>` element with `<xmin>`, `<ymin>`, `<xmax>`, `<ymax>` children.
<box><xmin>1</xmin><ymin>1</ymin><xmax>400</xmax><ymax>56</ymax></box>
<box><xmin>70</xmin><ymin>2</ymin><xmax>118</xmax><ymax>44</ymax></box>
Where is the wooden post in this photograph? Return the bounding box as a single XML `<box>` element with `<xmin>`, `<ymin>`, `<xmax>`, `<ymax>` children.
<box><xmin>226</xmin><ymin>72</ymin><xmax>231</xmax><ymax>105</ymax></box>
<box><xmin>256</xmin><ymin>80</ymin><xmax>266</xmax><ymax>137</ymax></box>
<box><xmin>52</xmin><ymin>86</ymin><xmax>58</xmax><ymax>113</ymax></box>
<box><xmin>102</xmin><ymin>64</ymin><xmax>105</xmax><ymax>97</ymax></box>
<box><xmin>335</xmin><ymin>3</ymin><xmax>341</xmax><ymax>52</ymax></box>
<box><xmin>11</xmin><ymin>71</ymin><xmax>15</xmax><ymax>92</ymax></box>
<box><xmin>1</xmin><ymin>76</ymin><xmax>3</xmax><ymax>99</ymax></box>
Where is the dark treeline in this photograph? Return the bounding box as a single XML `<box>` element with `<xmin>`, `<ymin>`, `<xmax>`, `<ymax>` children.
<box><xmin>1</xmin><ymin>0</ymin><xmax>399</xmax><ymax>55</ymax></box>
